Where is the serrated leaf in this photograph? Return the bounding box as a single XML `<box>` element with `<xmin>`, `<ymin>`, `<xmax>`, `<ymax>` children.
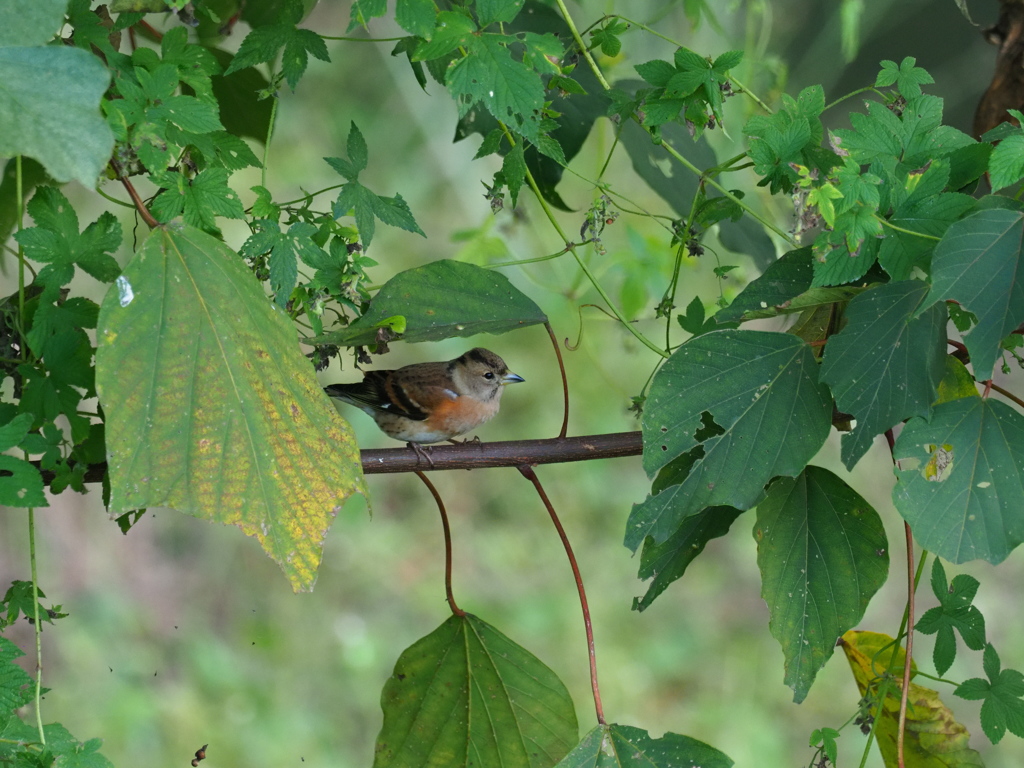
<box><xmin>878</xmin><ymin>192</ymin><xmax>975</xmax><ymax>281</ymax></box>
<box><xmin>0</xmin><ymin>456</ymin><xmax>48</xmax><ymax>508</ymax></box>
<box><xmin>820</xmin><ymin>280</ymin><xmax>947</xmax><ymax>469</ymax></box>
<box><xmin>309</xmin><ymin>259</ymin><xmax>547</xmax><ymax>347</ymax></box>
<box><xmin>627</xmin><ymin>330</ymin><xmax>831</xmax><ymax>551</ymax></box>
<box><xmin>95</xmin><ymin>223</ymin><xmax>367</xmax><ymax>592</ymax></box>
<box><xmin>447</xmin><ymin>35</ymin><xmax>544</xmax><ymax>143</ymax></box>
<box><xmin>554</xmin><ymin>723</ymin><xmax>733</xmax><ymax>768</ymax></box>
<box><xmin>926</xmin><ymin>208</ymin><xmax>1024</xmax><ymax>380</ymax></box>
<box><xmin>0</xmin><ymin>637</ymin><xmax>34</xmax><ymax>713</ymax></box>
<box><xmin>811</xmin><ymin>235</ymin><xmax>879</xmax><ymax>287</ymax></box>
<box><xmin>756</xmin><ymin>467</ymin><xmax>888</xmax><ymax>703</ymax></box>
<box><xmin>150</xmin><ymin>168</ymin><xmax>245</xmax><ymax>235</ymax></box>
<box><xmin>0</xmin><ymin>46</ymin><xmax>113</xmax><ymax>187</ymax></box>
<box><xmin>956</xmin><ymin>644</ymin><xmax>1024</xmax><ymax>744</ymax></box>
<box><xmin>840</xmin><ymin>630</ymin><xmax>984</xmax><ymax>766</ymax></box>
<box><xmin>893</xmin><ymin>396</ymin><xmax>1024</xmax><ymax>564</ymax></box>
<box><xmin>916</xmin><ymin>558</ymin><xmax>986</xmax><ymax>676</ymax></box>
<box><xmin>477</xmin><ymin>0</ymin><xmax>524</xmax><ymax>27</ymax></box>
<box><xmin>374</xmin><ymin>613</ymin><xmax>577</xmax><ymax>768</ymax></box>
<box><xmin>395</xmin><ymin>0</ymin><xmax>435</xmax><ymax>38</ymax></box>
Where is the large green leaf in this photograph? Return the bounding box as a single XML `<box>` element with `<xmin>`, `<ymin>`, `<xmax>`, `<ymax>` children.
<box><xmin>926</xmin><ymin>208</ymin><xmax>1024</xmax><ymax>380</ymax></box>
<box><xmin>310</xmin><ymin>259</ymin><xmax>547</xmax><ymax>347</ymax></box>
<box><xmin>374</xmin><ymin>613</ymin><xmax>577</xmax><ymax>768</ymax></box>
<box><xmin>96</xmin><ymin>222</ymin><xmax>366</xmax><ymax>592</ymax></box>
<box><xmin>0</xmin><ymin>46</ymin><xmax>113</xmax><ymax>187</ymax></box>
<box><xmin>627</xmin><ymin>330</ymin><xmax>831</xmax><ymax>551</ymax></box>
<box><xmin>893</xmin><ymin>396</ymin><xmax>1024</xmax><ymax>564</ymax></box>
<box><xmin>554</xmin><ymin>724</ymin><xmax>733</xmax><ymax>768</ymax></box>
<box><xmin>755</xmin><ymin>466</ymin><xmax>889</xmax><ymax>703</ymax></box>
<box><xmin>820</xmin><ymin>280</ymin><xmax>947</xmax><ymax>469</ymax></box>
<box><xmin>0</xmin><ymin>0</ymin><xmax>67</xmax><ymax>47</ymax></box>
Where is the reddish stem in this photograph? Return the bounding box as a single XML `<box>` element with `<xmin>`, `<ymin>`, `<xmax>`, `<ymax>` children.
<box><xmin>897</xmin><ymin>521</ymin><xmax>916</xmax><ymax>768</ymax></box>
<box><xmin>414</xmin><ymin>471</ymin><xmax>464</xmax><ymax>617</ymax></box>
<box><xmin>990</xmin><ymin>380</ymin><xmax>1024</xmax><ymax>409</ymax></box>
<box><xmin>982</xmin><ymin>379</ymin><xmax>993</xmax><ymax>399</ymax></box>
<box><xmin>113</xmin><ymin>167</ymin><xmax>158</xmax><ymax>229</ymax></box>
<box><xmin>544</xmin><ymin>321</ymin><xmax>570</xmax><ymax>439</ymax></box>
<box><xmin>517</xmin><ymin>464</ymin><xmax>605</xmax><ymax>725</ymax></box>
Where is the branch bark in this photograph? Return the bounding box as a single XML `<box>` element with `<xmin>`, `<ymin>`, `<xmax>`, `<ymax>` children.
<box><xmin>43</xmin><ymin>431</ymin><xmax>644</xmax><ymax>485</ymax></box>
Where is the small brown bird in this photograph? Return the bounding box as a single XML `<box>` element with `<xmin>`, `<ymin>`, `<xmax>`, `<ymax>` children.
<box><xmin>325</xmin><ymin>348</ymin><xmax>524</xmax><ymax>445</ymax></box>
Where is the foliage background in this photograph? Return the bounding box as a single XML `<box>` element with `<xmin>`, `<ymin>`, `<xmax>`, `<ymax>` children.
<box><xmin>3</xmin><ymin>0</ymin><xmax>1024</xmax><ymax>766</ymax></box>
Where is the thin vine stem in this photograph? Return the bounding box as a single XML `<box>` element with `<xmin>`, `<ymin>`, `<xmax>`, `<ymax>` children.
<box><xmin>261</xmin><ymin>89</ymin><xmax>280</xmax><ymax>190</ymax></box>
<box><xmin>877</xmin><ymin>216</ymin><xmax>941</xmax><ymax>241</ymax></box>
<box><xmin>897</xmin><ymin>521</ymin><xmax>916</xmax><ymax>768</ymax></box>
<box><xmin>28</xmin><ymin>509</ymin><xmax>45</xmax><ymax>744</ymax></box>
<box><xmin>824</xmin><ymin>86</ymin><xmax>886</xmax><ymax>113</ymax></box>
<box><xmin>543</xmin><ymin>321</ymin><xmax>571</xmax><ymax>439</ymax></box>
<box><xmin>414</xmin><ymin>471</ymin><xmax>464</xmax><ymax>616</ymax></box>
<box><xmin>517</xmin><ymin>465</ymin><xmax>605</xmax><ymax>725</ymax></box>
<box><xmin>551</xmin><ymin>0</ymin><xmax>610</xmax><ymax>90</ymax></box>
<box><xmin>990</xmin><ymin>380</ymin><xmax>1024</xmax><ymax>410</ymax></box>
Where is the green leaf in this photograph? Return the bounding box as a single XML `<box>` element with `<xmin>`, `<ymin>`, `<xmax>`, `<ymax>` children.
<box><xmin>0</xmin><ymin>456</ymin><xmax>47</xmax><ymax>508</ymax></box>
<box><xmin>820</xmin><ymin>280</ymin><xmax>947</xmax><ymax>469</ymax></box>
<box><xmin>477</xmin><ymin>0</ymin><xmax>524</xmax><ymax>27</ymax></box>
<box><xmin>811</xmin><ymin>234</ymin><xmax>879</xmax><ymax>287</ymax></box>
<box><xmin>875</xmin><ymin>56</ymin><xmax>934</xmax><ymax>99</ymax></box>
<box><xmin>0</xmin><ymin>637</ymin><xmax>34</xmax><ymax>713</ymax></box>
<box><xmin>15</xmin><ymin>187</ymin><xmax>122</xmax><ymax>284</ymax></box>
<box><xmin>916</xmin><ymin>558</ymin><xmax>986</xmax><ymax>676</ymax></box>
<box><xmin>150</xmin><ymin>169</ymin><xmax>245</xmax><ymax>235</ymax></box>
<box><xmin>447</xmin><ymin>34</ymin><xmax>544</xmax><ymax>143</ymax></box>
<box><xmin>0</xmin><ymin>46</ymin><xmax>113</xmax><ymax>187</ymax></box>
<box><xmin>310</xmin><ymin>259</ymin><xmax>547</xmax><ymax>347</ymax></box>
<box><xmin>240</xmin><ymin>221</ymin><xmax>324</xmax><ymax>307</ymax></box>
<box><xmin>412</xmin><ymin>11</ymin><xmax>475</xmax><ymax>60</ymax></box>
<box><xmin>925</xmin><ymin>208</ymin><xmax>1024</xmax><ymax>380</ymax></box>
<box><xmin>374</xmin><ymin>613</ymin><xmax>577</xmax><ymax>768</ymax></box>
<box><xmin>501</xmin><ymin>141</ymin><xmax>526</xmax><ymax>208</ymax></box>
<box><xmin>633</xmin><ymin>505</ymin><xmax>744</xmax><ymax>612</ymax></box>
<box><xmin>892</xmin><ymin>397</ymin><xmax>1024</xmax><ymax>565</ymax></box>
<box><xmin>715</xmin><ymin>248</ymin><xmax>813</xmax><ymax>322</ymax></box>
<box><xmin>348</xmin><ymin>0</ymin><xmax>387</xmax><ymax>30</ymax></box>
<box><xmin>755</xmin><ymin>467</ymin><xmax>888</xmax><ymax>703</ymax></box>
<box><xmin>95</xmin><ymin>223</ymin><xmax>367</xmax><ymax>592</ymax></box>
<box><xmin>0</xmin><ymin>0</ymin><xmax>67</xmax><ymax>47</ymax></box>
<box><xmin>989</xmin><ymin>133</ymin><xmax>1024</xmax><ymax>192</ymax></box>
<box><xmin>628</xmin><ymin>330</ymin><xmax>832</xmax><ymax>551</ymax></box>
<box><xmin>554</xmin><ymin>723</ymin><xmax>733</xmax><ymax>768</ymax></box>
<box><xmin>224</xmin><ymin>4</ymin><xmax>330</xmax><ymax>90</ymax></box>
<box><xmin>878</xmin><ymin>191</ymin><xmax>975</xmax><ymax>281</ymax></box>
<box><xmin>955</xmin><ymin>644</ymin><xmax>1024</xmax><ymax>744</ymax></box>
<box><xmin>395</xmin><ymin>0</ymin><xmax>435</xmax><ymax>38</ymax></box>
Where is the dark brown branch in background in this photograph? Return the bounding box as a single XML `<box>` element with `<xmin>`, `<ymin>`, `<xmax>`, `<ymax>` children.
<box><xmin>975</xmin><ymin>0</ymin><xmax>1024</xmax><ymax>137</ymax></box>
<box><xmin>42</xmin><ymin>432</ymin><xmax>645</xmax><ymax>484</ymax></box>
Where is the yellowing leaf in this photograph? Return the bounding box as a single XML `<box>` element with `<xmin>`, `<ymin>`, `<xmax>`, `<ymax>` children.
<box><xmin>839</xmin><ymin>631</ymin><xmax>984</xmax><ymax>767</ymax></box>
<box><xmin>96</xmin><ymin>222</ymin><xmax>366</xmax><ymax>592</ymax></box>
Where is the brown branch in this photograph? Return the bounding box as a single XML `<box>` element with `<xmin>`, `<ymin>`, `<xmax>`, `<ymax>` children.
<box><xmin>112</xmin><ymin>166</ymin><xmax>158</xmax><ymax>229</ymax></box>
<box><xmin>41</xmin><ymin>432</ymin><xmax>645</xmax><ymax>484</ymax></box>
<box><xmin>518</xmin><ymin>465</ymin><xmax>605</xmax><ymax>725</ymax></box>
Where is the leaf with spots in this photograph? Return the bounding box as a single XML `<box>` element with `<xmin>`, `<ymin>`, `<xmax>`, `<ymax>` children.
<box><xmin>755</xmin><ymin>466</ymin><xmax>888</xmax><ymax>703</ymax></box>
<box><xmin>95</xmin><ymin>222</ymin><xmax>366</xmax><ymax>592</ymax></box>
<box><xmin>374</xmin><ymin>613</ymin><xmax>577</xmax><ymax>768</ymax></box>
<box><xmin>627</xmin><ymin>330</ymin><xmax>831</xmax><ymax>552</ymax></box>
<box><xmin>554</xmin><ymin>723</ymin><xmax>733</xmax><ymax>768</ymax></box>
<box><xmin>892</xmin><ymin>396</ymin><xmax>1024</xmax><ymax>565</ymax></box>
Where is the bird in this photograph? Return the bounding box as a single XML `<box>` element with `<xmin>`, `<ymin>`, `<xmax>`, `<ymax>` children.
<box><xmin>324</xmin><ymin>348</ymin><xmax>524</xmax><ymax>457</ymax></box>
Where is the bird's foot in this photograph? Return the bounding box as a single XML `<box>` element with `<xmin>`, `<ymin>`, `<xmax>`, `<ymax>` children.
<box><xmin>407</xmin><ymin>441</ymin><xmax>435</xmax><ymax>468</ymax></box>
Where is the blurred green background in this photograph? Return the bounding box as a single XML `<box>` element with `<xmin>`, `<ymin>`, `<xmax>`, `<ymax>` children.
<box><xmin>4</xmin><ymin>0</ymin><xmax>1024</xmax><ymax>766</ymax></box>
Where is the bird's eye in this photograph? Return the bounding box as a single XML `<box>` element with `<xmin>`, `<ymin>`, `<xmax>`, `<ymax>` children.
<box><xmin>484</xmin><ymin>371</ymin><xmax>495</xmax><ymax>380</ymax></box>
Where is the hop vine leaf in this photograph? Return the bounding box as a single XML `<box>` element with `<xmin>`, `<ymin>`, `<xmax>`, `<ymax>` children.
<box><xmin>916</xmin><ymin>558</ymin><xmax>986</xmax><ymax>676</ymax></box>
<box><xmin>225</xmin><ymin>0</ymin><xmax>329</xmax><ymax>89</ymax></box>
<box><xmin>956</xmin><ymin>644</ymin><xmax>1024</xmax><ymax>744</ymax></box>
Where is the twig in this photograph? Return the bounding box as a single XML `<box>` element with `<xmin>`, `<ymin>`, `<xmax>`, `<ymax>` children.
<box><xmin>517</xmin><ymin>465</ymin><xmax>605</xmax><ymax>724</ymax></box>
<box><xmin>544</xmin><ymin>321</ymin><xmax>571</xmax><ymax>439</ymax></box>
<box><xmin>414</xmin><ymin>471</ymin><xmax>463</xmax><ymax>616</ymax></box>
<box><xmin>112</xmin><ymin>166</ymin><xmax>158</xmax><ymax>229</ymax></box>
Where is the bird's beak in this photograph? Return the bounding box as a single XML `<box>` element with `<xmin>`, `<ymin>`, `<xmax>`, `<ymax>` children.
<box><xmin>502</xmin><ymin>372</ymin><xmax>525</xmax><ymax>385</ymax></box>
